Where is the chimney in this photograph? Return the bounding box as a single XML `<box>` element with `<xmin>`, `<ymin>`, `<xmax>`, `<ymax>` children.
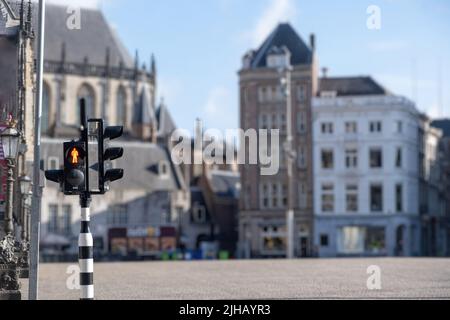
<box><xmin>310</xmin><ymin>34</ymin><xmax>316</xmax><ymax>52</ymax></box>
<box><xmin>321</xmin><ymin>67</ymin><xmax>329</xmax><ymax>78</ymax></box>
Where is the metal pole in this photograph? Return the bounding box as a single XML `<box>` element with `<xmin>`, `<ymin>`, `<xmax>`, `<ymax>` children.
<box><xmin>29</xmin><ymin>0</ymin><xmax>46</xmax><ymax>301</ymax></box>
<box><xmin>4</xmin><ymin>159</ymin><xmax>15</xmax><ymax>235</ymax></box>
<box><xmin>284</xmin><ymin>67</ymin><xmax>295</xmax><ymax>260</ymax></box>
<box><xmin>79</xmin><ymin>195</ymin><xmax>94</xmax><ymax>300</ymax></box>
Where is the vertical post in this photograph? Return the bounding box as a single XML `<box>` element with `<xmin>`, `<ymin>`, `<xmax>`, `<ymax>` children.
<box><xmin>284</xmin><ymin>67</ymin><xmax>295</xmax><ymax>260</ymax></box>
<box><xmin>79</xmin><ymin>195</ymin><xmax>94</xmax><ymax>300</ymax></box>
<box><xmin>4</xmin><ymin>160</ymin><xmax>15</xmax><ymax>235</ymax></box>
<box><xmin>29</xmin><ymin>0</ymin><xmax>46</xmax><ymax>301</ymax></box>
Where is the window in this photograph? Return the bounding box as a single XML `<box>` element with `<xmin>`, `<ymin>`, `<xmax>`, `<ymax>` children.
<box><xmin>345</xmin><ymin>121</ymin><xmax>357</xmax><ymax>134</ymax></box>
<box><xmin>282</xmin><ymin>184</ymin><xmax>288</xmax><ymax>208</ymax></box>
<box><xmin>345</xmin><ymin>149</ymin><xmax>358</xmax><ymax>168</ymax></box>
<box><xmin>261</xmin><ymin>183</ymin><xmax>285</xmax><ymax>209</ymax></box>
<box><xmin>338</xmin><ymin>227</ymin><xmax>386</xmax><ymax>254</ymax></box>
<box><xmin>262</xmin><ymin>226</ymin><xmax>286</xmax><ymax>253</ymax></box>
<box><xmin>271</xmin><ymin>114</ymin><xmax>277</xmax><ymax>130</ymax></box>
<box><xmin>297</xmin><ymin>85</ymin><xmax>307</xmax><ymax>101</ymax></box>
<box><xmin>321</xmin><ymin>122</ymin><xmax>334</xmax><ymax>134</ymax></box>
<box><xmin>258</xmin><ymin>87</ymin><xmax>267</xmax><ymax>103</ymax></box>
<box><xmin>192</xmin><ymin>204</ymin><xmax>207</xmax><ymax>223</ymax></box>
<box><xmin>272</xmin><ymin>183</ymin><xmax>279</xmax><ymax>208</ymax></box>
<box><xmin>297</xmin><ymin>111</ymin><xmax>307</xmax><ymax>134</ymax></box>
<box><xmin>159</xmin><ymin>161</ymin><xmax>170</xmax><ymax>179</ymax></box>
<box><xmin>370</xmin><ymin>121</ymin><xmax>382</xmax><ymax>133</ymax></box>
<box><xmin>365</xmin><ymin>227</ymin><xmax>386</xmax><ymax>254</ymax></box>
<box><xmin>338</xmin><ymin>227</ymin><xmax>365</xmax><ymax>254</ymax></box>
<box><xmin>280</xmin><ymin>113</ymin><xmax>286</xmax><ymax>133</ymax></box>
<box><xmin>320</xmin><ymin>234</ymin><xmax>329</xmax><ymax>247</ymax></box>
<box><xmin>395</xmin><ymin>147</ymin><xmax>403</xmax><ymax>168</ymax></box>
<box><xmin>321</xmin><ymin>183</ymin><xmax>334</xmax><ymax>212</ymax></box>
<box><xmin>298</xmin><ymin>182</ymin><xmax>307</xmax><ymax>209</ymax></box>
<box><xmin>108</xmin><ymin>205</ymin><xmax>128</xmax><ymax>226</ymax></box>
<box><xmin>396</xmin><ymin>184</ymin><xmax>403</xmax><ymax>213</ymax></box>
<box><xmin>42</xmin><ymin>82</ymin><xmax>51</xmax><ymax>134</ymax></box>
<box><xmin>369</xmin><ymin>148</ymin><xmax>383</xmax><ymax>168</ymax></box>
<box><xmin>321</xmin><ymin>149</ymin><xmax>334</xmax><ymax>169</ymax></box>
<box><xmin>298</xmin><ymin>146</ymin><xmax>307</xmax><ymax>169</ymax></box>
<box><xmin>116</xmin><ymin>86</ymin><xmax>127</xmax><ymax>125</ymax></box>
<box><xmin>261</xmin><ymin>184</ymin><xmax>269</xmax><ymax>209</ymax></box>
<box><xmin>260</xmin><ymin>114</ymin><xmax>268</xmax><ymax>130</ymax></box>
<box><xmin>61</xmin><ymin>205</ymin><xmax>72</xmax><ymax>235</ymax></box>
<box><xmin>370</xmin><ymin>184</ymin><xmax>383</xmax><ymax>212</ymax></box>
<box><xmin>48</xmin><ymin>205</ymin><xmax>58</xmax><ymax>233</ymax></box>
<box><xmin>396</xmin><ymin>121</ymin><xmax>403</xmax><ymax>134</ymax></box>
<box><xmin>77</xmin><ymin>84</ymin><xmax>96</xmax><ymax>123</ymax></box>
<box><xmin>346</xmin><ymin>184</ymin><xmax>358</xmax><ymax>212</ymax></box>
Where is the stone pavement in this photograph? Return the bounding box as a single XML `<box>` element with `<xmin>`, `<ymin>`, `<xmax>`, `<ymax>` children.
<box><xmin>20</xmin><ymin>258</ymin><xmax>450</xmax><ymax>300</ymax></box>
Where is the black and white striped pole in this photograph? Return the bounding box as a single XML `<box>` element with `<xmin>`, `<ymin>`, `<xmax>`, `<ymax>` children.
<box><xmin>79</xmin><ymin>194</ymin><xmax>94</xmax><ymax>300</ymax></box>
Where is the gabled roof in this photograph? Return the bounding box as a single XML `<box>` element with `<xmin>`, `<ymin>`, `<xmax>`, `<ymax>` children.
<box><xmin>9</xmin><ymin>1</ymin><xmax>133</xmax><ymax>67</ymax></box>
<box><xmin>431</xmin><ymin>119</ymin><xmax>450</xmax><ymax>137</ymax></box>
<box><xmin>249</xmin><ymin>23</ymin><xmax>313</xmax><ymax>69</ymax></box>
<box><xmin>156</xmin><ymin>101</ymin><xmax>177</xmax><ymax>137</ymax></box>
<box><xmin>209</xmin><ymin>170</ymin><xmax>240</xmax><ymax>199</ymax></box>
<box><xmin>318</xmin><ymin>76</ymin><xmax>389</xmax><ymax>96</ymax></box>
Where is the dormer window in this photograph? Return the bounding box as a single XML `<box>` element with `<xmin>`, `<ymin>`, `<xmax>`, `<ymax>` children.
<box><xmin>242</xmin><ymin>50</ymin><xmax>255</xmax><ymax>69</ymax></box>
<box><xmin>192</xmin><ymin>204</ymin><xmax>207</xmax><ymax>224</ymax></box>
<box><xmin>158</xmin><ymin>161</ymin><xmax>170</xmax><ymax>179</ymax></box>
<box><xmin>266</xmin><ymin>46</ymin><xmax>291</xmax><ymax>69</ymax></box>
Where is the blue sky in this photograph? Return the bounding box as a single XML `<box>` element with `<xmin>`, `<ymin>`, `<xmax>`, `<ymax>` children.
<box><xmin>57</xmin><ymin>0</ymin><xmax>450</xmax><ymax>132</ymax></box>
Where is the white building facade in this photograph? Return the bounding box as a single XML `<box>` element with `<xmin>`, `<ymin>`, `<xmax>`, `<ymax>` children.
<box><xmin>312</xmin><ymin>77</ymin><xmax>422</xmax><ymax>257</ymax></box>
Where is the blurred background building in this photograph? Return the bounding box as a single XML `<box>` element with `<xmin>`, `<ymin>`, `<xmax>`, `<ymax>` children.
<box><xmin>313</xmin><ymin>76</ymin><xmax>422</xmax><ymax>257</ymax></box>
<box><xmin>238</xmin><ymin>23</ymin><xmax>318</xmax><ymax>258</ymax></box>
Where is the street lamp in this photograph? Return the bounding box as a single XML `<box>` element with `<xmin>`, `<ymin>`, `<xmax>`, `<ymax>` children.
<box><xmin>1</xmin><ymin>124</ymin><xmax>20</xmax><ymax>235</ymax></box>
<box><xmin>19</xmin><ymin>175</ymin><xmax>32</xmax><ymax>241</ymax></box>
<box><xmin>279</xmin><ymin>63</ymin><xmax>296</xmax><ymax>260</ymax></box>
<box><xmin>25</xmin><ymin>191</ymin><xmax>33</xmax><ymax>243</ymax></box>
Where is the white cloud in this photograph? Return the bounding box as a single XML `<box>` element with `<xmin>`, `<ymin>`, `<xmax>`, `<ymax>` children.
<box><xmin>243</xmin><ymin>0</ymin><xmax>298</xmax><ymax>47</ymax></box>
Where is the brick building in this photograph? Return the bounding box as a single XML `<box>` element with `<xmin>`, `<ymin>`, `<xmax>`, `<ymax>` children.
<box><xmin>238</xmin><ymin>23</ymin><xmax>318</xmax><ymax>258</ymax></box>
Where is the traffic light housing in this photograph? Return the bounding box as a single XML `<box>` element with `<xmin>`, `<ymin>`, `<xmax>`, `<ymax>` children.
<box><xmin>63</xmin><ymin>140</ymin><xmax>86</xmax><ymax>195</ymax></box>
<box><xmin>100</xmin><ymin>125</ymin><xmax>124</xmax><ymax>192</ymax></box>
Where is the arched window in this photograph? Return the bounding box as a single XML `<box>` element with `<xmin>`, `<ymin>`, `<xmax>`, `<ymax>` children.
<box><xmin>116</xmin><ymin>86</ymin><xmax>127</xmax><ymax>125</ymax></box>
<box><xmin>42</xmin><ymin>82</ymin><xmax>51</xmax><ymax>134</ymax></box>
<box><xmin>77</xmin><ymin>84</ymin><xmax>96</xmax><ymax>123</ymax></box>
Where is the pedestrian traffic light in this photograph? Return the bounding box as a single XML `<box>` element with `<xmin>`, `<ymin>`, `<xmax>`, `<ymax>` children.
<box><xmin>100</xmin><ymin>125</ymin><xmax>124</xmax><ymax>192</ymax></box>
<box><xmin>63</xmin><ymin>140</ymin><xmax>86</xmax><ymax>195</ymax></box>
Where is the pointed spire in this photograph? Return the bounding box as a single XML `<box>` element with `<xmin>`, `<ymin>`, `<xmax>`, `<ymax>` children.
<box><xmin>151</xmin><ymin>54</ymin><xmax>156</xmax><ymax>76</ymax></box>
<box><xmin>134</xmin><ymin>50</ymin><xmax>139</xmax><ymax>70</ymax></box>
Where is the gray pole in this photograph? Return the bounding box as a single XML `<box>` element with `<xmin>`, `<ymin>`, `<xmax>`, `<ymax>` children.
<box><xmin>29</xmin><ymin>0</ymin><xmax>46</xmax><ymax>301</ymax></box>
<box><xmin>4</xmin><ymin>159</ymin><xmax>15</xmax><ymax>235</ymax></box>
<box><xmin>282</xmin><ymin>66</ymin><xmax>295</xmax><ymax>259</ymax></box>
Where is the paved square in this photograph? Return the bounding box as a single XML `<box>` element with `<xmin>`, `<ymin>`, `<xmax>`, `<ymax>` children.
<box><xmin>21</xmin><ymin>258</ymin><xmax>450</xmax><ymax>300</ymax></box>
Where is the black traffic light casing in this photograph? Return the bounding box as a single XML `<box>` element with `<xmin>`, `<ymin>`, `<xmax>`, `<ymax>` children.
<box><xmin>63</xmin><ymin>140</ymin><xmax>86</xmax><ymax>195</ymax></box>
<box><xmin>99</xmin><ymin>125</ymin><xmax>124</xmax><ymax>193</ymax></box>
